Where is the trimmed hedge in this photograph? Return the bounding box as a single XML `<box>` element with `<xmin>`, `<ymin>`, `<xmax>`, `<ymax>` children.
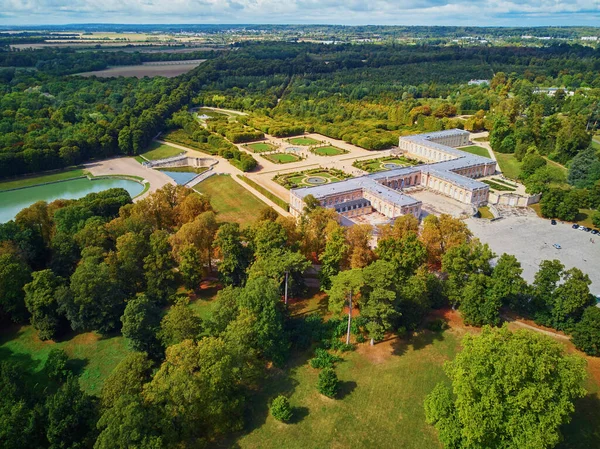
<box><xmin>237</xmin><ymin>175</ymin><xmax>290</xmax><ymax>211</ymax></box>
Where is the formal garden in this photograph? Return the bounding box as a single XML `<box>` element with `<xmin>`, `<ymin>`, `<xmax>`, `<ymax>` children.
<box><xmin>273</xmin><ymin>168</ymin><xmax>352</xmax><ymax>189</ymax></box>
<box><xmin>263</xmin><ymin>152</ymin><xmax>303</xmax><ymax>164</ymax></box>
<box><xmin>310</xmin><ymin>145</ymin><xmax>349</xmax><ymax>156</ymax></box>
<box><xmin>286</xmin><ymin>136</ymin><xmax>322</xmax><ymax>146</ymax></box>
<box><xmin>353</xmin><ymin>156</ymin><xmax>420</xmax><ymax>173</ymax></box>
<box><xmin>243</xmin><ymin>142</ymin><xmax>279</xmax><ymax>153</ymax></box>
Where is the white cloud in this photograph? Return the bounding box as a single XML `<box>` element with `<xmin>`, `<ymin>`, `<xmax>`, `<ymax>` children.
<box><xmin>0</xmin><ymin>0</ymin><xmax>598</xmax><ymax>25</ymax></box>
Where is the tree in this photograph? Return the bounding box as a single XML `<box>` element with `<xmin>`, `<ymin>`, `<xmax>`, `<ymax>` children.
<box><xmin>114</xmin><ymin>232</ymin><xmax>149</xmax><ymax>296</ymax></box>
<box><xmin>158</xmin><ymin>303</ymin><xmax>203</xmax><ymax>348</ymax></box>
<box><xmin>213</xmin><ymin>222</ymin><xmax>251</xmax><ymax>287</ymax></box>
<box><xmin>567</xmin><ymin>146</ymin><xmax>600</xmax><ymax>189</ymax></box>
<box><xmin>551</xmin><ymin>268</ymin><xmax>593</xmax><ymax>330</ymax></box>
<box><xmin>572</xmin><ymin>306</ymin><xmax>600</xmax><ymax>356</ymax></box>
<box><xmin>46</xmin><ymin>376</ymin><xmax>98</xmax><ymax>449</ymax></box>
<box><xmin>177</xmin><ymin>244</ymin><xmax>203</xmax><ymax>290</ymax></box>
<box><xmin>0</xmin><ymin>252</ymin><xmax>32</xmax><ymax>322</ymax></box>
<box><xmin>24</xmin><ymin>269</ymin><xmax>67</xmax><ymax>340</ymax></box>
<box><xmin>327</xmin><ymin>269</ymin><xmax>364</xmax><ymax>345</ymax></box>
<box><xmin>67</xmin><ymin>253</ymin><xmax>125</xmax><ymax>334</ymax></box>
<box><xmin>489</xmin><ymin>253</ymin><xmax>528</xmax><ymax>310</ymax></box>
<box><xmin>318</xmin><ymin>222</ymin><xmax>348</xmax><ymax>290</ymax></box>
<box><xmin>360</xmin><ymin>260</ymin><xmax>399</xmax><ymax>344</ymax></box>
<box><xmin>170</xmin><ymin>211</ymin><xmax>218</xmax><ymax>272</ymax></box>
<box><xmin>121</xmin><ymin>295</ymin><xmax>162</xmax><ymax>358</ymax></box>
<box><xmin>425</xmin><ymin>326</ymin><xmax>586</xmax><ymax>449</ymax></box>
<box><xmin>346</xmin><ymin>224</ymin><xmax>374</xmax><ymax>269</ymax></box>
<box><xmin>421</xmin><ymin>214</ymin><xmax>472</xmax><ymax>267</ymax></box>
<box><xmin>459</xmin><ymin>274</ymin><xmax>501</xmax><ymax>326</ymax></box>
<box><xmin>270</xmin><ymin>395</ymin><xmax>293</xmax><ymax>422</ymax></box>
<box><xmin>317</xmin><ymin>367</ymin><xmax>339</xmax><ymax>398</ymax></box>
<box><xmin>258</xmin><ymin>206</ymin><xmax>280</xmax><ymax>222</ymax></box>
<box><xmin>376</xmin><ymin>231</ymin><xmax>427</xmax><ymax>279</ymax></box>
<box><xmin>251</xmin><ymin>219</ymin><xmax>287</xmax><ymax>257</ymax></box>
<box><xmin>100</xmin><ymin>352</ymin><xmax>153</xmax><ymax>409</ymax></box>
<box><xmin>45</xmin><ymin>348</ymin><xmax>70</xmax><ymax>382</ymax></box>
<box><xmin>144</xmin><ymin>230</ymin><xmax>176</xmax><ymax>303</ymax></box>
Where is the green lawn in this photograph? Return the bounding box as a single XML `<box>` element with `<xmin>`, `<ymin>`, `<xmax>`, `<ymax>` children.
<box><xmin>312</xmin><ymin>145</ymin><xmax>348</xmax><ymax>156</ymax></box>
<box><xmin>245</xmin><ymin>142</ymin><xmax>277</xmax><ymax>153</ymax></box>
<box><xmin>458</xmin><ymin>145</ymin><xmax>491</xmax><ymax>158</ymax></box>
<box><xmin>0</xmin><ymin>168</ymin><xmax>85</xmax><ymax>192</ymax></box>
<box><xmin>0</xmin><ymin>325</ymin><xmax>130</xmax><ymax>396</ymax></box>
<box><xmin>141</xmin><ymin>141</ymin><xmax>183</xmax><ymax>160</ymax></box>
<box><xmin>353</xmin><ymin>156</ymin><xmax>419</xmax><ymax>173</ymax></box>
<box><xmin>288</xmin><ymin>137</ymin><xmax>321</xmax><ymax>146</ymax></box>
<box><xmin>232</xmin><ymin>330</ymin><xmax>457</xmax><ymax>449</ymax></box>
<box><xmin>276</xmin><ymin>169</ymin><xmax>349</xmax><ymax>189</ymax></box>
<box><xmin>157</xmin><ymin>166</ymin><xmax>208</xmax><ymax>174</ymax></box>
<box><xmin>263</xmin><ymin>153</ymin><xmax>301</xmax><ymax>164</ymax></box>
<box><xmin>493</xmin><ymin>152</ymin><xmax>522</xmax><ymax>180</ymax></box>
<box><xmin>194</xmin><ymin>174</ymin><xmax>269</xmax><ymax>227</ymax></box>
<box><xmin>478</xmin><ymin>206</ymin><xmax>494</xmax><ymax>219</ymax></box>
<box><xmin>592</xmin><ymin>138</ymin><xmax>600</xmax><ymax>151</ymax></box>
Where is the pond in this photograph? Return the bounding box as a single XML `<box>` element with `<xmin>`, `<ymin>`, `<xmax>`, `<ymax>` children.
<box><xmin>0</xmin><ymin>177</ymin><xmax>144</xmax><ymax>223</ymax></box>
<box><xmin>159</xmin><ymin>170</ymin><xmax>199</xmax><ymax>185</ymax></box>
<box><xmin>306</xmin><ymin>176</ymin><xmax>327</xmax><ymax>185</ymax></box>
<box><xmin>383</xmin><ymin>163</ymin><xmax>401</xmax><ymax>169</ymax></box>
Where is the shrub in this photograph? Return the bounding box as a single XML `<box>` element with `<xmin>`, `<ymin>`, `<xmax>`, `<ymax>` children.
<box><xmin>270</xmin><ymin>395</ymin><xmax>293</xmax><ymax>422</ymax></box>
<box><xmin>317</xmin><ymin>367</ymin><xmax>339</xmax><ymax>398</ymax></box>
<box><xmin>310</xmin><ymin>348</ymin><xmax>343</xmax><ymax>369</ymax></box>
<box><xmin>45</xmin><ymin>348</ymin><xmax>70</xmax><ymax>382</ymax></box>
<box><xmin>426</xmin><ymin>318</ymin><xmax>449</xmax><ymax>332</ymax></box>
<box><xmin>572</xmin><ymin>306</ymin><xmax>600</xmax><ymax>356</ymax></box>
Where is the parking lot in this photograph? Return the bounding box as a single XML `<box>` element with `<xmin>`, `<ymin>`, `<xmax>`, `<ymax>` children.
<box><xmin>465</xmin><ymin>211</ymin><xmax>600</xmax><ymax>296</ymax></box>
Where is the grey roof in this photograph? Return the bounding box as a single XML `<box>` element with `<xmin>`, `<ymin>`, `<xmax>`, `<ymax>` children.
<box><xmin>292</xmin><ymin>129</ymin><xmax>494</xmax><ymax>208</ymax></box>
<box><xmin>333</xmin><ymin>198</ymin><xmax>371</xmax><ymax>212</ymax></box>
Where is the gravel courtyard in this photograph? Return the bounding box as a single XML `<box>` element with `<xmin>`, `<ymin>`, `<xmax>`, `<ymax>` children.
<box><xmin>466</xmin><ymin>211</ymin><xmax>600</xmax><ymax>296</ymax></box>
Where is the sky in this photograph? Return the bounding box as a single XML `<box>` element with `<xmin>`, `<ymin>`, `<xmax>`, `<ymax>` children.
<box><xmin>0</xmin><ymin>0</ymin><xmax>599</xmax><ymax>26</ymax></box>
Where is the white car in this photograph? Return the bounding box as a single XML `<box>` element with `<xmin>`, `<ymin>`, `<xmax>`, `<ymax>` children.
<box><xmin>553</xmin><ymin>243</ymin><xmax>561</xmax><ymax>249</ymax></box>
<box><xmin>579</xmin><ymin>226</ymin><xmax>586</xmax><ymax>231</ymax></box>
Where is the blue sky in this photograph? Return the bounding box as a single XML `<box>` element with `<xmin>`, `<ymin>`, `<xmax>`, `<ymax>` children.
<box><xmin>0</xmin><ymin>0</ymin><xmax>599</xmax><ymax>26</ymax></box>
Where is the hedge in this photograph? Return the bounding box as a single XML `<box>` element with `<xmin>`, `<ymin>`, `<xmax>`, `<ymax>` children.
<box><xmin>237</xmin><ymin>175</ymin><xmax>290</xmax><ymax>211</ymax></box>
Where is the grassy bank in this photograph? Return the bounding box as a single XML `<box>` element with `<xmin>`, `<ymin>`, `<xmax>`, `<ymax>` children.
<box><xmin>458</xmin><ymin>145</ymin><xmax>490</xmax><ymax>158</ymax></box>
<box><xmin>237</xmin><ymin>175</ymin><xmax>290</xmax><ymax>211</ymax></box>
<box><xmin>0</xmin><ymin>168</ymin><xmax>85</xmax><ymax>192</ymax></box>
<box><xmin>493</xmin><ymin>152</ymin><xmax>522</xmax><ymax>180</ymax></box>
<box><xmin>194</xmin><ymin>174</ymin><xmax>269</xmax><ymax>227</ymax></box>
<box><xmin>141</xmin><ymin>141</ymin><xmax>184</xmax><ymax>160</ymax></box>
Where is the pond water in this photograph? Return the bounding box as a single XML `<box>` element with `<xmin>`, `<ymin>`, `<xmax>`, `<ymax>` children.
<box><xmin>159</xmin><ymin>170</ymin><xmax>199</xmax><ymax>185</ymax></box>
<box><xmin>0</xmin><ymin>177</ymin><xmax>144</xmax><ymax>223</ymax></box>
<box><xmin>306</xmin><ymin>176</ymin><xmax>327</xmax><ymax>185</ymax></box>
<box><xmin>383</xmin><ymin>163</ymin><xmax>401</xmax><ymax>169</ymax></box>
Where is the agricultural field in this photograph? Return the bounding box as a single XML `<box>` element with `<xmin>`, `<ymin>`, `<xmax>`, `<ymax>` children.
<box><xmin>193</xmin><ymin>174</ymin><xmax>269</xmax><ymax>227</ymax></box>
<box><xmin>75</xmin><ymin>60</ymin><xmax>205</xmax><ymax>78</ymax></box>
<box><xmin>141</xmin><ymin>141</ymin><xmax>183</xmax><ymax>160</ymax></box>
<box><xmin>287</xmin><ymin>136</ymin><xmax>322</xmax><ymax>146</ymax></box>
<box><xmin>353</xmin><ymin>156</ymin><xmax>419</xmax><ymax>173</ymax></box>
<box><xmin>457</xmin><ymin>145</ymin><xmax>491</xmax><ymax>158</ymax></box>
<box><xmin>311</xmin><ymin>145</ymin><xmax>348</xmax><ymax>156</ymax></box>
<box><xmin>263</xmin><ymin>152</ymin><xmax>302</xmax><ymax>164</ymax></box>
<box><xmin>0</xmin><ymin>167</ymin><xmax>85</xmax><ymax>191</ymax></box>
<box><xmin>274</xmin><ymin>169</ymin><xmax>351</xmax><ymax>189</ymax></box>
<box><xmin>244</xmin><ymin>142</ymin><xmax>278</xmax><ymax>153</ymax></box>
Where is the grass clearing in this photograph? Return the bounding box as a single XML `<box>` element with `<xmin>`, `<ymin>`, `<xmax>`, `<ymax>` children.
<box><xmin>244</xmin><ymin>142</ymin><xmax>277</xmax><ymax>153</ymax></box>
<box><xmin>478</xmin><ymin>206</ymin><xmax>494</xmax><ymax>219</ymax></box>
<box><xmin>194</xmin><ymin>174</ymin><xmax>269</xmax><ymax>227</ymax></box>
<box><xmin>458</xmin><ymin>145</ymin><xmax>490</xmax><ymax>158</ymax></box>
<box><xmin>75</xmin><ymin>60</ymin><xmax>205</xmax><ymax>78</ymax></box>
<box><xmin>287</xmin><ymin>137</ymin><xmax>321</xmax><ymax>146</ymax></box>
<box><xmin>237</xmin><ymin>175</ymin><xmax>289</xmax><ymax>211</ymax></box>
<box><xmin>312</xmin><ymin>145</ymin><xmax>348</xmax><ymax>156</ymax></box>
<box><xmin>0</xmin><ymin>168</ymin><xmax>85</xmax><ymax>192</ymax></box>
<box><xmin>482</xmin><ymin>180</ymin><xmax>516</xmax><ymax>192</ymax></box>
<box><xmin>494</xmin><ymin>152</ymin><xmax>522</xmax><ymax>180</ymax></box>
<box><xmin>141</xmin><ymin>141</ymin><xmax>183</xmax><ymax>160</ymax></box>
<box><xmin>0</xmin><ymin>325</ymin><xmax>130</xmax><ymax>396</ymax></box>
<box><xmin>591</xmin><ymin>139</ymin><xmax>600</xmax><ymax>151</ymax></box>
<box><xmin>263</xmin><ymin>153</ymin><xmax>301</xmax><ymax>164</ymax></box>
<box><xmin>574</xmin><ymin>209</ymin><xmax>598</xmax><ymax>229</ymax></box>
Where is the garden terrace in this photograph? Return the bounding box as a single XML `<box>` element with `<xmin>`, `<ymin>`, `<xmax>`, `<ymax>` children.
<box><xmin>311</xmin><ymin>145</ymin><xmax>349</xmax><ymax>156</ymax></box>
<box><xmin>274</xmin><ymin>168</ymin><xmax>352</xmax><ymax>189</ymax></box>
<box><xmin>262</xmin><ymin>153</ymin><xmax>303</xmax><ymax>164</ymax></box>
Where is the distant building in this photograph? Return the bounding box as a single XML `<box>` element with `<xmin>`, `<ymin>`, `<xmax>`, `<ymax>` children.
<box><xmin>581</xmin><ymin>36</ymin><xmax>598</xmax><ymax>41</ymax></box>
<box><xmin>290</xmin><ymin>129</ymin><xmax>495</xmax><ymax>224</ymax></box>
<box><xmin>533</xmin><ymin>87</ymin><xmax>575</xmax><ymax>97</ymax></box>
<box><xmin>468</xmin><ymin>79</ymin><xmax>489</xmax><ymax>86</ymax></box>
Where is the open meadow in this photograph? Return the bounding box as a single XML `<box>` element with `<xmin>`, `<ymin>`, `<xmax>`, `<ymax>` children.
<box><xmin>141</xmin><ymin>141</ymin><xmax>184</xmax><ymax>160</ymax></box>
<box><xmin>76</xmin><ymin>60</ymin><xmax>205</xmax><ymax>78</ymax></box>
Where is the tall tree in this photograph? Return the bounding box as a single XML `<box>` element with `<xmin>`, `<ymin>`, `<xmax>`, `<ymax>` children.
<box><xmin>0</xmin><ymin>252</ymin><xmax>32</xmax><ymax>322</ymax></box>
<box><xmin>327</xmin><ymin>269</ymin><xmax>365</xmax><ymax>345</ymax></box>
<box><xmin>121</xmin><ymin>294</ymin><xmax>162</xmax><ymax>358</ymax></box>
<box><xmin>213</xmin><ymin>222</ymin><xmax>251</xmax><ymax>287</ymax></box>
<box><xmin>425</xmin><ymin>326</ymin><xmax>586</xmax><ymax>449</ymax></box>
<box><xmin>143</xmin><ymin>230</ymin><xmax>176</xmax><ymax>304</ymax></box>
<box><xmin>24</xmin><ymin>269</ymin><xmax>67</xmax><ymax>340</ymax></box>
<box><xmin>158</xmin><ymin>303</ymin><xmax>203</xmax><ymax>348</ymax></box>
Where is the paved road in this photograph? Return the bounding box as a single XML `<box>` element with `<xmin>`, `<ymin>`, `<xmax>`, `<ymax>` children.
<box><xmin>466</xmin><ymin>210</ymin><xmax>600</xmax><ymax>296</ymax></box>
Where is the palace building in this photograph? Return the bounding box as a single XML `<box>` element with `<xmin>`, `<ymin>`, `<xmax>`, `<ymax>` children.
<box><xmin>289</xmin><ymin>129</ymin><xmax>496</xmax><ymax>223</ymax></box>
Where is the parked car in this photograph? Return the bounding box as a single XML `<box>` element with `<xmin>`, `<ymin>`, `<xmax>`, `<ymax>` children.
<box><xmin>551</xmin><ymin>219</ymin><xmax>557</xmax><ymax>225</ymax></box>
<box><xmin>584</xmin><ymin>227</ymin><xmax>592</xmax><ymax>232</ymax></box>
<box><xmin>553</xmin><ymin>243</ymin><xmax>562</xmax><ymax>249</ymax></box>
<box><xmin>579</xmin><ymin>226</ymin><xmax>586</xmax><ymax>231</ymax></box>
<box><xmin>572</xmin><ymin>224</ymin><xmax>579</xmax><ymax>229</ymax></box>
<box><xmin>592</xmin><ymin>230</ymin><xmax>599</xmax><ymax>235</ymax></box>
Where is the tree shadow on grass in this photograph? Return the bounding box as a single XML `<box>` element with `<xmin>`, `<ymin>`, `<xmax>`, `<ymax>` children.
<box><xmin>65</xmin><ymin>357</ymin><xmax>88</xmax><ymax>377</ymax></box>
<box><xmin>558</xmin><ymin>393</ymin><xmax>600</xmax><ymax>449</ymax></box>
<box><xmin>337</xmin><ymin>380</ymin><xmax>357</xmax><ymax>400</ymax></box>
<box><xmin>390</xmin><ymin>330</ymin><xmax>445</xmax><ymax>356</ymax></box>
<box><xmin>289</xmin><ymin>406</ymin><xmax>309</xmax><ymax>424</ymax></box>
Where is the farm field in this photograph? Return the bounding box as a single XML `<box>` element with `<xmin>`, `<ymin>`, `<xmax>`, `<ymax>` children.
<box><xmin>141</xmin><ymin>141</ymin><xmax>183</xmax><ymax>160</ymax></box>
<box><xmin>287</xmin><ymin>136</ymin><xmax>321</xmax><ymax>146</ymax></box>
<box><xmin>263</xmin><ymin>152</ymin><xmax>301</xmax><ymax>164</ymax></box>
<box><xmin>75</xmin><ymin>60</ymin><xmax>205</xmax><ymax>78</ymax></box>
<box><xmin>312</xmin><ymin>145</ymin><xmax>348</xmax><ymax>156</ymax></box>
<box><xmin>0</xmin><ymin>167</ymin><xmax>85</xmax><ymax>191</ymax></box>
<box><xmin>244</xmin><ymin>142</ymin><xmax>278</xmax><ymax>153</ymax></box>
<box><xmin>458</xmin><ymin>145</ymin><xmax>491</xmax><ymax>157</ymax></box>
<box><xmin>194</xmin><ymin>174</ymin><xmax>269</xmax><ymax>227</ymax></box>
